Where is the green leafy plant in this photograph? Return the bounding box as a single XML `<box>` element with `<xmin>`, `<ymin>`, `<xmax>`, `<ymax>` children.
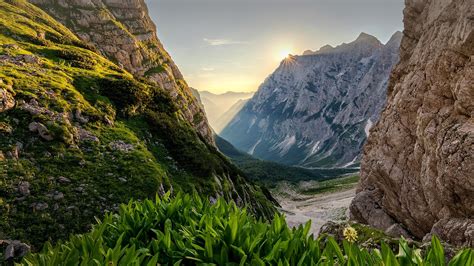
<box><xmin>21</xmin><ymin>193</ymin><xmax>474</xmax><ymax>265</ymax></box>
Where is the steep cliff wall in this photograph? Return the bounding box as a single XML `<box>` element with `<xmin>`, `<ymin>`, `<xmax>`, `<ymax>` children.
<box><xmin>29</xmin><ymin>0</ymin><xmax>214</xmax><ymax>143</ymax></box>
<box><xmin>350</xmin><ymin>0</ymin><xmax>473</xmax><ymax>246</ymax></box>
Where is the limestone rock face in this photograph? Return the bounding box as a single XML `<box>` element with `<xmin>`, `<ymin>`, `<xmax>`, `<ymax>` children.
<box><xmin>221</xmin><ymin>32</ymin><xmax>401</xmax><ymax>168</ymax></box>
<box><xmin>350</xmin><ymin>0</ymin><xmax>474</xmax><ymax>247</ymax></box>
<box><xmin>29</xmin><ymin>0</ymin><xmax>214</xmax><ymax>143</ymax></box>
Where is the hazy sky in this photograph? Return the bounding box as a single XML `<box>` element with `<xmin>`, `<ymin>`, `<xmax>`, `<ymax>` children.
<box><xmin>146</xmin><ymin>0</ymin><xmax>404</xmax><ymax>93</ymax></box>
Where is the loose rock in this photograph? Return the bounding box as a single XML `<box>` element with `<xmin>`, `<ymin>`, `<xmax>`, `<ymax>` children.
<box><xmin>29</xmin><ymin>122</ymin><xmax>54</xmax><ymax>141</ymax></box>
<box><xmin>2</xmin><ymin>240</ymin><xmax>30</xmax><ymax>261</ymax></box>
<box><xmin>57</xmin><ymin>176</ymin><xmax>71</xmax><ymax>184</ymax></box>
<box><xmin>17</xmin><ymin>181</ymin><xmax>30</xmax><ymax>196</ymax></box>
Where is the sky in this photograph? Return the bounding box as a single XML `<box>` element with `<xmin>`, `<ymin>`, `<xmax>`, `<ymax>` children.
<box><xmin>146</xmin><ymin>0</ymin><xmax>404</xmax><ymax>94</ymax></box>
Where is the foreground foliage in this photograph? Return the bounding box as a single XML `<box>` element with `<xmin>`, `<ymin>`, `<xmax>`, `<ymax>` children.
<box><xmin>21</xmin><ymin>193</ymin><xmax>473</xmax><ymax>265</ymax></box>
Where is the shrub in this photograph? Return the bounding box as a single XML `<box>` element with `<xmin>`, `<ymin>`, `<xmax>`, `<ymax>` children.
<box><xmin>144</xmin><ymin>65</ymin><xmax>166</xmax><ymax>77</ymax></box>
<box><xmin>99</xmin><ymin>76</ymin><xmax>150</xmax><ymax>116</ymax></box>
<box><xmin>21</xmin><ymin>193</ymin><xmax>474</xmax><ymax>265</ymax></box>
<box><xmin>55</xmin><ymin>49</ymin><xmax>96</xmax><ymax>69</ymax></box>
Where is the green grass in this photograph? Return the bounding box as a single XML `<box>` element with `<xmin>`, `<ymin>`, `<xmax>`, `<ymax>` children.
<box><xmin>0</xmin><ymin>0</ymin><xmax>275</xmax><ymax>250</ymax></box>
<box><xmin>300</xmin><ymin>175</ymin><xmax>360</xmax><ymax>195</ymax></box>
<box><xmin>20</xmin><ymin>193</ymin><xmax>474</xmax><ymax>265</ymax></box>
<box><xmin>144</xmin><ymin>65</ymin><xmax>166</xmax><ymax>76</ymax></box>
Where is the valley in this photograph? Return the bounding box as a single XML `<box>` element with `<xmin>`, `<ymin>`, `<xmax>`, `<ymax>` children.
<box><xmin>272</xmin><ymin>176</ymin><xmax>359</xmax><ymax>235</ymax></box>
<box><xmin>1</xmin><ymin>0</ymin><xmax>472</xmax><ymax>263</ymax></box>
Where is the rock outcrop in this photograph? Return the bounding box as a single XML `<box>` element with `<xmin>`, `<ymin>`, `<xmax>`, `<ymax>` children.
<box><xmin>350</xmin><ymin>0</ymin><xmax>473</xmax><ymax>247</ymax></box>
<box><xmin>0</xmin><ymin>81</ymin><xmax>15</xmax><ymax>113</ymax></box>
<box><xmin>29</xmin><ymin>0</ymin><xmax>213</xmax><ymax>143</ymax></box>
<box><xmin>221</xmin><ymin>32</ymin><xmax>401</xmax><ymax>168</ymax></box>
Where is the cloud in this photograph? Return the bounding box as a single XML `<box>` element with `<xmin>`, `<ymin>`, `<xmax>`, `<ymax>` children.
<box><xmin>203</xmin><ymin>38</ymin><xmax>248</xmax><ymax>46</ymax></box>
<box><xmin>201</xmin><ymin>67</ymin><xmax>215</xmax><ymax>71</ymax></box>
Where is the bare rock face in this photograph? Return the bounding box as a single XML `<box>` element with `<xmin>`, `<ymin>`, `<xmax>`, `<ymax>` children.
<box><xmin>221</xmin><ymin>32</ymin><xmax>401</xmax><ymax>168</ymax></box>
<box><xmin>29</xmin><ymin>0</ymin><xmax>214</xmax><ymax>144</ymax></box>
<box><xmin>350</xmin><ymin>0</ymin><xmax>474</xmax><ymax>247</ymax></box>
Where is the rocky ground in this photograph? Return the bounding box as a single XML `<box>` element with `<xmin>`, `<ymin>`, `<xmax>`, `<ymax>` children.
<box><xmin>272</xmin><ymin>179</ymin><xmax>357</xmax><ymax>236</ymax></box>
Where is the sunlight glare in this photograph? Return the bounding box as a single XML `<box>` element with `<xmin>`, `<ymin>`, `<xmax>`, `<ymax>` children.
<box><xmin>279</xmin><ymin>49</ymin><xmax>292</xmax><ymax>59</ymax></box>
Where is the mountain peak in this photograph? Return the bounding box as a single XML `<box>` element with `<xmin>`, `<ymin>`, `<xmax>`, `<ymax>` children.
<box><xmin>386</xmin><ymin>31</ymin><xmax>403</xmax><ymax>47</ymax></box>
<box><xmin>355</xmin><ymin>32</ymin><xmax>381</xmax><ymax>44</ymax></box>
<box><xmin>317</xmin><ymin>44</ymin><xmax>334</xmax><ymax>53</ymax></box>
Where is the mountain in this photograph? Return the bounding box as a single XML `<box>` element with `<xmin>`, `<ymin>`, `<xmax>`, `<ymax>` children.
<box><xmin>198</xmin><ymin>91</ymin><xmax>254</xmax><ymax>133</ymax></box>
<box><xmin>214</xmin><ymin>99</ymin><xmax>250</xmax><ymax>133</ymax></box>
<box><xmin>221</xmin><ymin>32</ymin><xmax>402</xmax><ymax>168</ymax></box>
<box><xmin>29</xmin><ymin>0</ymin><xmax>214</xmax><ymax>144</ymax></box>
<box><xmin>0</xmin><ymin>0</ymin><xmax>274</xmax><ymax>249</ymax></box>
<box><xmin>350</xmin><ymin>0</ymin><xmax>473</xmax><ymax>246</ymax></box>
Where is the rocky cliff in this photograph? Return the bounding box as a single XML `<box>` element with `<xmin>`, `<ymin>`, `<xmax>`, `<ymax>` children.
<box><xmin>29</xmin><ymin>0</ymin><xmax>214</xmax><ymax>143</ymax></box>
<box><xmin>350</xmin><ymin>0</ymin><xmax>473</xmax><ymax>246</ymax></box>
<box><xmin>0</xmin><ymin>0</ymin><xmax>274</xmax><ymax>249</ymax></box>
<box><xmin>221</xmin><ymin>32</ymin><xmax>401</xmax><ymax>168</ymax></box>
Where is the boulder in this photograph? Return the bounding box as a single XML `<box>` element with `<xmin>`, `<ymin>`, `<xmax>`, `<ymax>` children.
<box><xmin>1</xmin><ymin>240</ymin><xmax>30</xmax><ymax>261</ymax></box>
<box><xmin>0</xmin><ymin>122</ymin><xmax>12</xmax><ymax>134</ymax></box>
<box><xmin>17</xmin><ymin>181</ymin><xmax>30</xmax><ymax>196</ymax></box>
<box><xmin>32</xmin><ymin>202</ymin><xmax>48</xmax><ymax>211</ymax></box>
<box><xmin>109</xmin><ymin>140</ymin><xmax>134</xmax><ymax>153</ymax></box>
<box><xmin>0</xmin><ymin>88</ymin><xmax>15</xmax><ymax>113</ymax></box>
<box><xmin>29</xmin><ymin>122</ymin><xmax>54</xmax><ymax>141</ymax></box>
<box><xmin>57</xmin><ymin>176</ymin><xmax>71</xmax><ymax>184</ymax></box>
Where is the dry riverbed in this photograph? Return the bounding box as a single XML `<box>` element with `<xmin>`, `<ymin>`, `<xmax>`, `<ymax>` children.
<box><xmin>271</xmin><ymin>176</ymin><xmax>358</xmax><ymax>236</ymax></box>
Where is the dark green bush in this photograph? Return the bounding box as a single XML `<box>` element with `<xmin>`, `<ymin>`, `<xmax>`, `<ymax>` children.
<box><xmin>55</xmin><ymin>49</ymin><xmax>96</xmax><ymax>69</ymax></box>
<box><xmin>144</xmin><ymin>65</ymin><xmax>166</xmax><ymax>77</ymax></box>
<box><xmin>98</xmin><ymin>76</ymin><xmax>150</xmax><ymax>116</ymax></box>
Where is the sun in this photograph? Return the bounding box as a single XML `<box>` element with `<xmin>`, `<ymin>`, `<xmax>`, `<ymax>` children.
<box><xmin>278</xmin><ymin>49</ymin><xmax>292</xmax><ymax>59</ymax></box>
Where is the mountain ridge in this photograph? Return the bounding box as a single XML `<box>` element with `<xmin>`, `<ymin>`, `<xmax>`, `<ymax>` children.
<box><xmin>221</xmin><ymin>31</ymin><xmax>402</xmax><ymax>168</ymax></box>
<box><xmin>196</xmin><ymin>90</ymin><xmax>254</xmax><ymax>133</ymax></box>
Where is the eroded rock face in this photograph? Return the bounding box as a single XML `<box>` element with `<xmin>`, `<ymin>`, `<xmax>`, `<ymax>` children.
<box><xmin>350</xmin><ymin>0</ymin><xmax>474</xmax><ymax>247</ymax></box>
<box><xmin>29</xmin><ymin>0</ymin><xmax>214</xmax><ymax>143</ymax></box>
<box><xmin>221</xmin><ymin>32</ymin><xmax>401</xmax><ymax>168</ymax></box>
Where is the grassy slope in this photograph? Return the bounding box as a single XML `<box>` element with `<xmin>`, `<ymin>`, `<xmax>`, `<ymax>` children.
<box><xmin>0</xmin><ymin>0</ymin><xmax>274</xmax><ymax>249</ymax></box>
<box><xmin>299</xmin><ymin>175</ymin><xmax>360</xmax><ymax>195</ymax></box>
